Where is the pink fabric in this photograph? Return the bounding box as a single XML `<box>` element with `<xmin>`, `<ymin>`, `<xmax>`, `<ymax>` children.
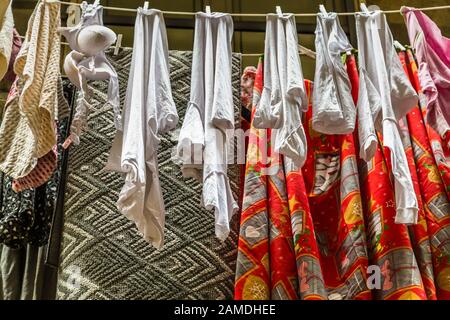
<box><xmin>403</xmin><ymin>7</ymin><xmax>450</xmax><ymax>141</ymax></box>
<box><xmin>4</xmin><ymin>29</ymin><xmax>22</xmax><ymax>82</ymax></box>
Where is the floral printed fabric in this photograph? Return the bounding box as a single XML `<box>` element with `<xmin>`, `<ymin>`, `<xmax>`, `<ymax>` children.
<box><xmin>236</xmin><ymin>52</ymin><xmax>450</xmax><ymax>300</ymax></box>
<box><xmin>399</xmin><ymin>50</ymin><xmax>450</xmax><ymax>299</ymax></box>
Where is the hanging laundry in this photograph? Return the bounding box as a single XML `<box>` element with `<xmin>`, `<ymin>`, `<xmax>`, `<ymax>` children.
<box><xmin>60</xmin><ymin>1</ymin><xmax>119</xmax><ymax>147</ymax></box>
<box><xmin>399</xmin><ymin>49</ymin><xmax>450</xmax><ymax>300</ymax></box>
<box><xmin>302</xmin><ymin>72</ymin><xmax>371</xmax><ymax>300</ymax></box>
<box><xmin>235</xmin><ymin>57</ymin><xmax>327</xmax><ymax>300</ymax></box>
<box><xmin>176</xmin><ymin>11</ymin><xmax>238</xmax><ymax>241</ymax></box>
<box><xmin>355</xmin><ymin>10</ymin><xmax>419</xmax><ymax>225</ymax></box>
<box><xmin>106</xmin><ymin>8</ymin><xmax>178</xmax><ymax>249</ymax></box>
<box><xmin>402</xmin><ymin>7</ymin><xmax>450</xmax><ymax>144</ymax></box>
<box><xmin>346</xmin><ymin>53</ymin><xmax>428</xmax><ymax>300</ymax></box>
<box><xmin>0</xmin><ymin>85</ymin><xmax>69</xmax><ymax>249</ymax></box>
<box><xmin>313</xmin><ymin>12</ymin><xmax>356</xmax><ymax>134</ymax></box>
<box><xmin>0</xmin><ymin>0</ymin><xmax>13</xmax><ymax>82</ymax></box>
<box><xmin>0</xmin><ymin>0</ymin><xmax>62</xmax><ymax>180</ymax></box>
<box><xmin>253</xmin><ymin>12</ymin><xmax>308</xmax><ymax>168</ymax></box>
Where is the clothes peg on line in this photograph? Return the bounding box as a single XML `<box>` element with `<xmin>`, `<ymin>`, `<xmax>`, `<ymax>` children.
<box><xmin>394</xmin><ymin>40</ymin><xmax>406</xmax><ymax>51</ymax></box>
<box><xmin>143</xmin><ymin>1</ymin><xmax>149</xmax><ymax>10</ymax></box>
<box><xmin>319</xmin><ymin>4</ymin><xmax>328</xmax><ymax>16</ymax></box>
<box><xmin>276</xmin><ymin>6</ymin><xmax>283</xmax><ymax>17</ymax></box>
<box><xmin>205</xmin><ymin>5</ymin><xmax>211</xmax><ymax>14</ymax></box>
<box><xmin>360</xmin><ymin>3</ymin><xmax>370</xmax><ymax>13</ymax></box>
<box><xmin>94</xmin><ymin>0</ymin><xmax>100</xmax><ymax>6</ymax></box>
<box><xmin>114</xmin><ymin>34</ymin><xmax>123</xmax><ymax>55</ymax></box>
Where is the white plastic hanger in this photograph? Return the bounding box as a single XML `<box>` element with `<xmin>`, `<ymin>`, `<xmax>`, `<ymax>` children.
<box><xmin>143</xmin><ymin>1</ymin><xmax>149</xmax><ymax>10</ymax></box>
<box><xmin>205</xmin><ymin>5</ymin><xmax>211</xmax><ymax>14</ymax></box>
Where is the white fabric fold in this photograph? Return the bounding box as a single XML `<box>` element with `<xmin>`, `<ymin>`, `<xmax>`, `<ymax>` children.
<box><xmin>355</xmin><ymin>11</ymin><xmax>419</xmax><ymax>225</ymax></box>
<box><xmin>313</xmin><ymin>12</ymin><xmax>356</xmax><ymax>134</ymax></box>
<box><xmin>106</xmin><ymin>8</ymin><xmax>178</xmax><ymax>249</ymax></box>
<box><xmin>176</xmin><ymin>12</ymin><xmax>238</xmax><ymax>241</ymax></box>
<box><xmin>253</xmin><ymin>13</ymin><xmax>308</xmax><ymax>167</ymax></box>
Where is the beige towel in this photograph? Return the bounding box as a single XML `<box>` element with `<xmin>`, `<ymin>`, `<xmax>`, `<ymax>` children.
<box><xmin>0</xmin><ymin>1</ymin><xmax>62</xmax><ymax>179</ymax></box>
<box><xmin>0</xmin><ymin>1</ymin><xmax>13</xmax><ymax>81</ymax></box>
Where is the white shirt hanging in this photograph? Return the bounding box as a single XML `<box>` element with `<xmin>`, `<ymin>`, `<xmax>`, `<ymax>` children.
<box><xmin>106</xmin><ymin>8</ymin><xmax>178</xmax><ymax>249</ymax></box>
<box><xmin>253</xmin><ymin>12</ymin><xmax>308</xmax><ymax>168</ymax></box>
<box><xmin>313</xmin><ymin>12</ymin><xmax>356</xmax><ymax>134</ymax></box>
<box><xmin>355</xmin><ymin>10</ymin><xmax>419</xmax><ymax>225</ymax></box>
<box><xmin>176</xmin><ymin>11</ymin><xmax>238</xmax><ymax>241</ymax></box>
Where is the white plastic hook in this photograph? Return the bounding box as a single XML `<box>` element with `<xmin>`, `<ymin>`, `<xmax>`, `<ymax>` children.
<box><xmin>205</xmin><ymin>5</ymin><xmax>211</xmax><ymax>14</ymax></box>
<box><xmin>143</xmin><ymin>1</ymin><xmax>149</xmax><ymax>10</ymax></box>
<box><xmin>319</xmin><ymin>4</ymin><xmax>328</xmax><ymax>16</ymax></box>
<box><xmin>276</xmin><ymin>6</ymin><xmax>283</xmax><ymax>17</ymax></box>
<box><xmin>114</xmin><ymin>34</ymin><xmax>123</xmax><ymax>56</ymax></box>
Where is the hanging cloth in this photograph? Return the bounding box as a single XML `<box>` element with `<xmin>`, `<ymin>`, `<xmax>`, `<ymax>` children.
<box><xmin>106</xmin><ymin>8</ymin><xmax>178</xmax><ymax>249</ymax></box>
<box><xmin>355</xmin><ymin>10</ymin><xmax>419</xmax><ymax>225</ymax></box>
<box><xmin>402</xmin><ymin>7</ymin><xmax>450</xmax><ymax>144</ymax></box>
<box><xmin>60</xmin><ymin>1</ymin><xmax>120</xmax><ymax>147</ymax></box>
<box><xmin>313</xmin><ymin>12</ymin><xmax>356</xmax><ymax>134</ymax></box>
<box><xmin>0</xmin><ymin>0</ymin><xmax>62</xmax><ymax>179</ymax></box>
<box><xmin>0</xmin><ymin>0</ymin><xmax>13</xmax><ymax>81</ymax></box>
<box><xmin>176</xmin><ymin>11</ymin><xmax>238</xmax><ymax>241</ymax></box>
<box><xmin>253</xmin><ymin>13</ymin><xmax>308</xmax><ymax>168</ymax></box>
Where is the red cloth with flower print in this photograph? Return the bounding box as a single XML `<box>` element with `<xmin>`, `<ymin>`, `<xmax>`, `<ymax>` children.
<box><xmin>400</xmin><ymin>50</ymin><xmax>450</xmax><ymax>299</ymax></box>
<box><xmin>346</xmin><ymin>54</ymin><xmax>428</xmax><ymax>300</ymax></box>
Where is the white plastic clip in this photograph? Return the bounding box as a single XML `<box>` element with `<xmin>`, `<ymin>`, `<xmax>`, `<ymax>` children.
<box><xmin>319</xmin><ymin>4</ymin><xmax>328</xmax><ymax>16</ymax></box>
<box><xmin>66</xmin><ymin>3</ymin><xmax>81</xmax><ymax>27</ymax></box>
<box><xmin>94</xmin><ymin>0</ymin><xmax>100</xmax><ymax>6</ymax></box>
<box><xmin>360</xmin><ymin>3</ymin><xmax>370</xmax><ymax>13</ymax></box>
<box><xmin>276</xmin><ymin>6</ymin><xmax>283</xmax><ymax>17</ymax></box>
<box><xmin>143</xmin><ymin>1</ymin><xmax>149</xmax><ymax>10</ymax></box>
<box><xmin>394</xmin><ymin>40</ymin><xmax>406</xmax><ymax>51</ymax></box>
<box><xmin>114</xmin><ymin>34</ymin><xmax>123</xmax><ymax>56</ymax></box>
<box><xmin>205</xmin><ymin>5</ymin><xmax>211</xmax><ymax>14</ymax></box>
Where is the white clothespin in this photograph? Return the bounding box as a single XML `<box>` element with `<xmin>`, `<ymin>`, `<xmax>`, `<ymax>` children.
<box><xmin>114</xmin><ymin>34</ymin><xmax>123</xmax><ymax>56</ymax></box>
<box><xmin>319</xmin><ymin>4</ymin><xmax>328</xmax><ymax>16</ymax></box>
<box><xmin>394</xmin><ymin>40</ymin><xmax>406</xmax><ymax>51</ymax></box>
<box><xmin>94</xmin><ymin>0</ymin><xmax>100</xmax><ymax>6</ymax></box>
<box><xmin>205</xmin><ymin>5</ymin><xmax>211</xmax><ymax>14</ymax></box>
<box><xmin>66</xmin><ymin>3</ymin><xmax>81</xmax><ymax>27</ymax></box>
<box><xmin>143</xmin><ymin>1</ymin><xmax>149</xmax><ymax>10</ymax></box>
<box><xmin>276</xmin><ymin>6</ymin><xmax>283</xmax><ymax>17</ymax></box>
<box><xmin>360</xmin><ymin>3</ymin><xmax>370</xmax><ymax>13</ymax></box>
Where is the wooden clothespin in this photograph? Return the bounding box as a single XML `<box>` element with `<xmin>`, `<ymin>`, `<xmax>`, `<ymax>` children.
<box><xmin>143</xmin><ymin>1</ymin><xmax>149</xmax><ymax>10</ymax></box>
<box><xmin>298</xmin><ymin>44</ymin><xmax>316</xmax><ymax>60</ymax></box>
<box><xmin>114</xmin><ymin>34</ymin><xmax>123</xmax><ymax>56</ymax></box>
<box><xmin>276</xmin><ymin>6</ymin><xmax>283</xmax><ymax>17</ymax></box>
<box><xmin>205</xmin><ymin>5</ymin><xmax>211</xmax><ymax>14</ymax></box>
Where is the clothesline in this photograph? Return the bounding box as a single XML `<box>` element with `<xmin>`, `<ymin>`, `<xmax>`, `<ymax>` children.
<box><xmin>55</xmin><ymin>0</ymin><xmax>450</xmax><ymax>17</ymax></box>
